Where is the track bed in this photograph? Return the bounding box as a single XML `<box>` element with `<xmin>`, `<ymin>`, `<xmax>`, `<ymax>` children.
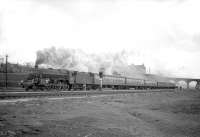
<box><xmin>0</xmin><ymin>89</ymin><xmax>175</xmax><ymax>99</ymax></box>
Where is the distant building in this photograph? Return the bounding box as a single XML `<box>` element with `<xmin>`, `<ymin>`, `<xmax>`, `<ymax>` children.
<box><xmin>0</xmin><ymin>63</ymin><xmax>35</xmax><ymax>73</ymax></box>
<box><xmin>135</xmin><ymin>64</ymin><xmax>146</xmax><ymax>74</ymax></box>
<box><xmin>129</xmin><ymin>64</ymin><xmax>146</xmax><ymax>74</ymax></box>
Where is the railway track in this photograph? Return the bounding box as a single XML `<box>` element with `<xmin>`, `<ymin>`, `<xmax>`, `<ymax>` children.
<box><xmin>0</xmin><ymin>89</ymin><xmax>176</xmax><ymax>100</ymax></box>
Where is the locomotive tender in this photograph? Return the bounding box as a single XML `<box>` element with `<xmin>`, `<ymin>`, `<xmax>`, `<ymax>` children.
<box><xmin>21</xmin><ymin>68</ymin><xmax>177</xmax><ymax>91</ymax></box>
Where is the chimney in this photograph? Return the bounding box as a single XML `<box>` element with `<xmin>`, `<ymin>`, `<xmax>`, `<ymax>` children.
<box><xmin>35</xmin><ymin>64</ymin><xmax>38</xmax><ymax>69</ymax></box>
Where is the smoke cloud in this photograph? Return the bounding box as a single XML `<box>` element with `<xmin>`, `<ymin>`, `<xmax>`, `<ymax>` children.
<box><xmin>0</xmin><ymin>14</ymin><xmax>2</xmax><ymax>43</ymax></box>
<box><xmin>36</xmin><ymin>47</ymin><xmax>146</xmax><ymax>78</ymax></box>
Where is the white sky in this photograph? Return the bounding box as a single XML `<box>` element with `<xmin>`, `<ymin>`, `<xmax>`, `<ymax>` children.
<box><xmin>0</xmin><ymin>0</ymin><xmax>200</xmax><ymax>78</ymax></box>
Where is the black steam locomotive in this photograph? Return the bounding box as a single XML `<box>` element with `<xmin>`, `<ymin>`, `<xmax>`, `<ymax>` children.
<box><xmin>20</xmin><ymin>68</ymin><xmax>177</xmax><ymax>91</ymax></box>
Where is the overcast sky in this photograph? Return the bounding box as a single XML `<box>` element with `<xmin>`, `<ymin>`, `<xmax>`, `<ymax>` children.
<box><xmin>0</xmin><ymin>0</ymin><xmax>200</xmax><ymax>78</ymax></box>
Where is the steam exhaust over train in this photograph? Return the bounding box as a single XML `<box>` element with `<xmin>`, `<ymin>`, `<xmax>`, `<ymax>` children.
<box><xmin>20</xmin><ymin>47</ymin><xmax>177</xmax><ymax>91</ymax></box>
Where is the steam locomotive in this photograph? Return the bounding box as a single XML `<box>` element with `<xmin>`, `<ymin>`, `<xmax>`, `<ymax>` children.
<box><xmin>20</xmin><ymin>67</ymin><xmax>177</xmax><ymax>91</ymax></box>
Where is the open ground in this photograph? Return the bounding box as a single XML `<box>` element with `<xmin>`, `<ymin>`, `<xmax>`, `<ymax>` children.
<box><xmin>0</xmin><ymin>90</ymin><xmax>200</xmax><ymax>137</ymax></box>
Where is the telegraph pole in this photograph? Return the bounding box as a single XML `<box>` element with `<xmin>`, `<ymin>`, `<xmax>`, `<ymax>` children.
<box><xmin>5</xmin><ymin>55</ymin><xmax>8</xmax><ymax>88</ymax></box>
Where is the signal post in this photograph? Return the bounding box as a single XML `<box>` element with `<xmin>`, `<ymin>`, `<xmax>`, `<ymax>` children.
<box><xmin>99</xmin><ymin>71</ymin><xmax>103</xmax><ymax>91</ymax></box>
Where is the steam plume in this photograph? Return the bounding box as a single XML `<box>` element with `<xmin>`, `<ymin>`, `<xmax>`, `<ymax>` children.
<box><xmin>36</xmin><ymin>47</ymin><xmax>146</xmax><ymax>78</ymax></box>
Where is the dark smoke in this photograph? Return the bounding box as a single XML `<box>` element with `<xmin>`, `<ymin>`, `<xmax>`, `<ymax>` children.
<box><xmin>35</xmin><ymin>47</ymin><xmax>146</xmax><ymax>78</ymax></box>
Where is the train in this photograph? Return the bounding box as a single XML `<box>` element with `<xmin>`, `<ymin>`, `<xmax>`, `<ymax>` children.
<box><xmin>20</xmin><ymin>67</ymin><xmax>177</xmax><ymax>91</ymax></box>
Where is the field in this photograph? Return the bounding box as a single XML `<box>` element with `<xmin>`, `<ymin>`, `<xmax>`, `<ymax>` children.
<box><xmin>0</xmin><ymin>90</ymin><xmax>200</xmax><ymax>137</ymax></box>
